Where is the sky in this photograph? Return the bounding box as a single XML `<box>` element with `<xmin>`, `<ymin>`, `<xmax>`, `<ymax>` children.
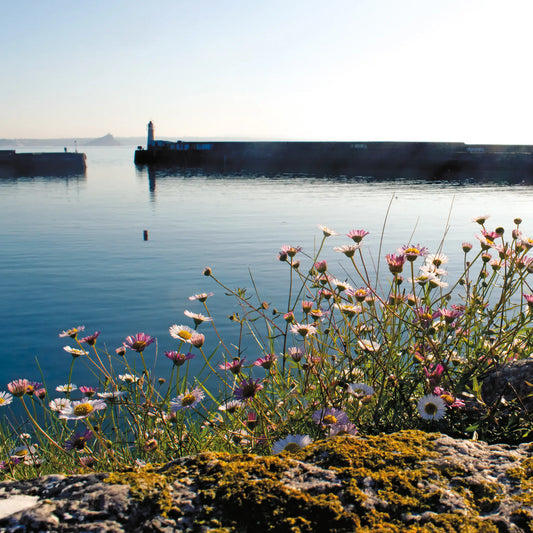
<box><xmin>3</xmin><ymin>0</ymin><xmax>533</xmax><ymax>143</ymax></box>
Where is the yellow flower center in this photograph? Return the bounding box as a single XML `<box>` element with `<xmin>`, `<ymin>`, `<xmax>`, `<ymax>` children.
<box><xmin>322</xmin><ymin>415</ymin><xmax>337</xmax><ymax>425</ymax></box>
<box><xmin>14</xmin><ymin>449</ymin><xmax>29</xmax><ymax>457</ymax></box>
<box><xmin>181</xmin><ymin>394</ymin><xmax>196</xmax><ymax>407</ymax></box>
<box><xmin>179</xmin><ymin>330</ymin><xmax>192</xmax><ymax>340</ymax></box>
<box><xmin>0</xmin><ymin>398</ymin><xmax>5</xmax><ymax>405</ymax></box>
<box><xmin>441</xmin><ymin>394</ymin><xmax>454</xmax><ymax>405</ymax></box>
<box><xmin>283</xmin><ymin>442</ymin><xmax>301</xmax><ymax>452</ymax></box>
<box><xmin>405</xmin><ymin>247</ymin><xmax>420</xmax><ymax>255</ymax></box>
<box><xmin>73</xmin><ymin>403</ymin><xmax>95</xmax><ymax>416</ymax></box>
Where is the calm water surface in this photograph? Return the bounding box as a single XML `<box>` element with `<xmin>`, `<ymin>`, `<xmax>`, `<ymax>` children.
<box><xmin>1</xmin><ymin>146</ymin><xmax>532</xmax><ymax>388</ymax></box>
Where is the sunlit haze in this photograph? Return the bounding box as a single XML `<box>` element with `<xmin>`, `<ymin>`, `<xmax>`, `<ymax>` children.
<box><xmin>3</xmin><ymin>0</ymin><xmax>533</xmax><ymax>143</ymax></box>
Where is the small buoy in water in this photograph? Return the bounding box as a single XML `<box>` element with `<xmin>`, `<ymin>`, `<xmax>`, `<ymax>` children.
<box><xmin>143</xmin><ymin>230</ymin><xmax>149</xmax><ymax>241</ymax></box>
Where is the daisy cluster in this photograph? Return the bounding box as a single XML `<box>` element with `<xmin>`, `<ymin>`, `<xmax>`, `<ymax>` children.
<box><xmin>1</xmin><ymin>216</ymin><xmax>533</xmax><ymax>476</ymax></box>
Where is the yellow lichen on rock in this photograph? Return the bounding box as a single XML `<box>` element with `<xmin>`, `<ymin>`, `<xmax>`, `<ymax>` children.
<box><xmin>102</xmin><ymin>430</ymin><xmax>530</xmax><ymax>532</ymax></box>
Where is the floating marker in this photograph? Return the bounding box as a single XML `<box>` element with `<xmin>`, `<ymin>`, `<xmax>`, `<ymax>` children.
<box><xmin>143</xmin><ymin>230</ymin><xmax>149</xmax><ymax>241</ymax></box>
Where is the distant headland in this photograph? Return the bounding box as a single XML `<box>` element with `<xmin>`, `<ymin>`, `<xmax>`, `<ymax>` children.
<box><xmin>0</xmin><ymin>134</ymin><xmax>145</xmax><ymax>148</ymax></box>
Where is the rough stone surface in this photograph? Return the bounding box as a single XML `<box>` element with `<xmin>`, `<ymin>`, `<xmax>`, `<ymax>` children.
<box><xmin>481</xmin><ymin>359</ymin><xmax>533</xmax><ymax>409</ymax></box>
<box><xmin>0</xmin><ymin>431</ymin><xmax>531</xmax><ymax>532</ymax></box>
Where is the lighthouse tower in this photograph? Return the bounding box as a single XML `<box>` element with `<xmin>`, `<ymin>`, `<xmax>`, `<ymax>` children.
<box><xmin>147</xmin><ymin>121</ymin><xmax>155</xmax><ymax>148</ymax></box>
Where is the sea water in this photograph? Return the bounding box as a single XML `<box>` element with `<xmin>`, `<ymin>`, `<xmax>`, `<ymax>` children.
<box><xmin>1</xmin><ymin>145</ymin><xmax>532</xmax><ymax>390</ymax></box>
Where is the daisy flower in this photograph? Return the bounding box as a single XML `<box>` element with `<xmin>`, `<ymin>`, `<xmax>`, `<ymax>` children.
<box><xmin>314</xmin><ymin>260</ymin><xmax>328</xmax><ymax>273</ymax></box>
<box><xmin>472</xmin><ymin>214</ymin><xmax>490</xmax><ymax>225</ymax></box>
<box><xmin>347</xmin><ymin>383</ymin><xmax>375</xmax><ymax>397</ymax></box>
<box><xmin>190</xmin><ymin>333</ymin><xmax>205</xmax><ymax>347</ymax></box>
<box><xmin>433</xmin><ymin>387</ymin><xmax>466</xmax><ymax>409</ymax></box>
<box><xmin>318</xmin><ymin>225</ymin><xmax>339</xmax><ymax>237</ymax></box>
<box><xmin>346</xmin><ymin>229</ymin><xmax>369</xmax><ymax>243</ymax></box>
<box><xmin>188</xmin><ymin>292</ymin><xmax>214</xmax><ymax>302</ymax></box>
<box><xmin>398</xmin><ymin>244</ymin><xmax>429</xmax><ymax>262</ymax></box>
<box><xmin>184</xmin><ymin>310</ymin><xmax>213</xmax><ymax>325</ymax></box>
<box><xmin>290</xmin><ymin>323</ymin><xmax>318</xmax><ymax>337</ymax></box>
<box><xmin>233</xmin><ymin>378</ymin><xmax>263</xmax><ymax>400</ymax></box>
<box><xmin>119</xmin><ymin>373</ymin><xmax>139</xmax><ymax>384</ymax></box>
<box><xmin>170</xmin><ymin>387</ymin><xmax>205</xmax><ymax>411</ymax></box>
<box><xmin>49</xmin><ymin>398</ymin><xmax>72</xmax><ymax>412</ymax></box>
<box><xmin>64</xmin><ymin>429</ymin><xmax>93</xmax><ymax>451</ymax></box>
<box><xmin>312</xmin><ymin>408</ymin><xmax>349</xmax><ymax>427</ymax></box>
<box><xmin>254</xmin><ymin>353</ymin><xmax>277</xmax><ymax>370</ymax></box>
<box><xmin>272</xmin><ymin>434</ymin><xmax>312</xmax><ymax>454</ymax></box>
<box><xmin>59</xmin><ymin>398</ymin><xmax>107</xmax><ymax>420</ymax></box>
<box><xmin>386</xmin><ymin>253</ymin><xmax>406</xmax><ymax>274</ymax></box>
<box><xmin>97</xmin><ymin>391</ymin><xmax>127</xmax><ymax>400</ymax></box>
<box><xmin>219</xmin><ymin>358</ymin><xmax>246</xmax><ymax>375</ymax></box>
<box><xmin>165</xmin><ymin>351</ymin><xmax>195</xmax><ymax>366</ymax></box>
<box><xmin>0</xmin><ymin>391</ymin><xmax>13</xmax><ymax>407</ymax></box>
<box><xmin>287</xmin><ymin>346</ymin><xmax>304</xmax><ymax>362</ymax></box>
<box><xmin>419</xmin><ymin>264</ymin><xmax>448</xmax><ymax>277</ymax></box>
<box><xmin>59</xmin><ymin>326</ymin><xmax>85</xmax><ymax>338</ymax></box>
<box><xmin>79</xmin><ymin>331</ymin><xmax>101</xmax><ymax>346</ymax></box>
<box><xmin>7</xmin><ymin>379</ymin><xmax>30</xmax><ymax>398</ymax></box>
<box><xmin>10</xmin><ymin>445</ymin><xmax>39</xmax><ymax>465</ymax></box>
<box><xmin>78</xmin><ymin>386</ymin><xmax>98</xmax><ymax>397</ymax></box>
<box><xmin>334</xmin><ymin>303</ymin><xmax>362</xmax><ymax>318</ymax></box>
<box><xmin>218</xmin><ymin>400</ymin><xmax>243</xmax><ymax>413</ymax></box>
<box><xmin>63</xmin><ymin>346</ymin><xmax>88</xmax><ymax>358</ymax></box>
<box><xmin>56</xmin><ymin>384</ymin><xmax>78</xmax><ymax>393</ymax></box>
<box><xmin>280</xmin><ymin>245</ymin><xmax>302</xmax><ymax>257</ymax></box>
<box><xmin>169</xmin><ymin>324</ymin><xmax>196</xmax><ymax>343</ymax></box>
<box><xmin>25</xmin><ymin>381</ymin><xmax>42</xmax><ymax>396</ymax></box>
<box><xmin>123</xmin><ymin>332</ymin><xmax>155</xmax><ymax>353</ymax></box>
<box><xmin>425</xmin><ymin>253</ymin><xmax>448</xmax><ymax>267</ymax></box>
<box><xmin>417</xmin><ymin>394</ymin><xmax>446</xmax><ymax>421</ymax></box>
<box><xmin>334</xmin><ymin>244</ymin><xmax>360</xmax><ymax>258</ymax></box>
<box><xmin>329</xmin><ymin>423</ymin><xmax>359</xmax><ymax>437</ymax></box>
<box><xmin>357</xmin><ymin>339</ymin><xmax>381</xmax><ymax>352</ymax></box>
<box><xmin>331</xmin><ymin>278</ymin><xmax>354</xmax><ymax>293</ymax></box>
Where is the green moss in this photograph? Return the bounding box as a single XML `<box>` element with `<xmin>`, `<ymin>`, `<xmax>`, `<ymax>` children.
<box><xmin>105</xmin><ymin>469</ymin><xmax>175</xmax><ymax>516</ymax></box>
<box><xmin>104</xmin><ymin>431</ymin><xmax>521</xmax><ymax>532</ymax></box>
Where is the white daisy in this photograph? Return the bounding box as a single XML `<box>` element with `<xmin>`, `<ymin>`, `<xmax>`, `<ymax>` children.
<box><xmin>97</xmin><ymin>391</ymin><xmax>128</xmax><ymax>400</ymax></box>
<box><xmin>188</xmin><ymin>292</ymin><xmax>214</xmax><ymax>302</ymax></box>
<box><xmin>56</xmin><ymin>384</ymin><xmax>78</xmax><ymax>393</ymax></box>
<box><xmin>10</xmin><ymin>445</ymin><xmax>39</xmax><ymax>465</ymax></box>
<box><xmin>49</xmin><ymin>398</ymin><xmax>72</xmax><ymax>412</ymax></box>
<box><xmin>170</xmin><ymin>387</ymin><xmax>205</xmax><ymax>411</ymax></box>
<box><xmin>59</xmin><ymin>398</ymin><xmax>107</xmax><ymax>420</ymax></box>
<box><xmin>347</xmin><ymin>382</ymin><xmax>375</xmax><ymax>397</ymax></box>
<box><xmin>417</xmin><ymin>394</ymin><xmax>446</xmax><ymax>421</ymax></box>
<box><xmin>63</xmin><ymin>346</ymin><xmax>89</xmax><ymax>357</ymax></box>
<box><xmin>218</xmin><ymin>400</ymin><xmax>243</xmax><ymax>413</ymax></box>
<box><xmin>289</xmin><ymin>323</ymin><xmax>317</xmax><ymax>337</ymax></box>
<box><xmin>0</xmin><ymin>391</ymin><xmax>13</xmax><ymax>407</ymax></box>
<box><xmin>119</xmin><ymin>373</ymin><xmax>139</xmax><ymax>384</ymax></box>
<box><xmin>272</xmin><ymin>434</ymin><xmax>312</xmax><ymax>454</ymax></box>
<box><xmin>425</xmin><ymin>253</ymin><xmax>449</xmax><ymax>267</ymax></box>
<box><xmin>357</xmin><ymin>339</ymin><xmax>381</xmax><ymax>352</ymax></box>
<box><xmin>184</xmin><ymin>310</ymin><xmax>213</xmax><ymax>325</ymax></box>
<box><xmin>318</xmin><ymin>225</ymin><xmax>339</xmax><ymax>237</ymax></box>
<box><xmin>169</xmin><ymin>324</ymin><xmax>197</xmax><ymax>343</ymax></box>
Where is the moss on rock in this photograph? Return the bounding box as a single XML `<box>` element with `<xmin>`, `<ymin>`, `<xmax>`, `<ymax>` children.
<box><xmin>99</xmin><ymin>430</ymin><xmax>531</xmax><ymax>532</ymax></box>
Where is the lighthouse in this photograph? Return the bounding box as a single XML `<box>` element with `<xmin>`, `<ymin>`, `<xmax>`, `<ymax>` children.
<box><xmin>147</xmin><ymin>121</ymin><xmax>155</xmax><ymax>148</ymax></box>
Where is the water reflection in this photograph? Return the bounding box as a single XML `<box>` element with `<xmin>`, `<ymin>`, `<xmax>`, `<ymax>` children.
<box><xmin>137</xmin><ymin>163</ymin><xmax>533</xmax><ymax>196</ymax></box>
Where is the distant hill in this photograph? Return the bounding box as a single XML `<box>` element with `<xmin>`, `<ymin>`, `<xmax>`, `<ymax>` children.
<box><xmin>86</xmin><ymin>133</ymin><xmax>120</xmax><ymax>146</ymax></box>
<box><xmin>0</xmin><ymin>135</ymin><xmax>146</xmax><ymax>148</ymax></box>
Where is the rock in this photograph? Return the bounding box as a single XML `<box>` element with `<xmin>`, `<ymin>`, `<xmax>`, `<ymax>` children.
<box><xmin>0</xmin><ymin>431</ymin><xmax>531</xmax><ymax>532</ymax></box>
<box><xmin>481</xmin><ymin>359</ymin><xmax>533</xmax><ymax>410</ymax></box>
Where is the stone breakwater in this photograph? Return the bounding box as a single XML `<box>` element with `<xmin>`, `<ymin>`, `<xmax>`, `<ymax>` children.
<box><xmin>0</xmin><ymin>431</ymin><xmax>531</xmax><ymax>532</ymax></box>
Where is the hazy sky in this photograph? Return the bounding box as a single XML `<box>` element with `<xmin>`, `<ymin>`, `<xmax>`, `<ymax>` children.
<box><xmin>3</xmin><ymin>0</ymin><xmax>533</xmax><ymax>142</ymax></box>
